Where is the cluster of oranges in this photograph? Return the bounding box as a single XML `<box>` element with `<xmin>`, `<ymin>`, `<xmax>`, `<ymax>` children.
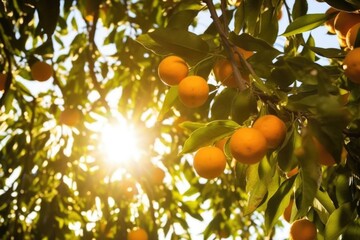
<box><xmin>158</xmin><ymin>56</ymin><xmax>209</xmax><ymax>108</ymax></box>
<box><xmin>325</xmin><ymin>7</ymin><xmax>360</xmax><ymax>84</ymax></box>
<box><xmin>193</xmin><ymin>114</ymin><xmax>287</xmax><ymax>180</ymax></box>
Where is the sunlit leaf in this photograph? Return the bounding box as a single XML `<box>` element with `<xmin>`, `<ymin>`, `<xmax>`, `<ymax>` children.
<box><xmin>180</xmin><ymin>120</ymin><xmax>239</xmax><ymax>154</ymax></box>
<box><xmin>282</xmin><ymin>14</ymin><xmax>328</xmax><ymax>37</ymax></box>
<box><xmin>324</xmin><ymin>202</ymin><xmax>357</xmax><ymax>240</ymax></box>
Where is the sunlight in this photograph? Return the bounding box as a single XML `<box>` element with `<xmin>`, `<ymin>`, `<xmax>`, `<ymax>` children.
<box><xmin>100</xmin><ymin>118</ymin><xmax>140</xmax><ymax>164</ymax></box>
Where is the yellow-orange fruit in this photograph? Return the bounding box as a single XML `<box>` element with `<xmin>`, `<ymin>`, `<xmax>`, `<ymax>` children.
<box><xmin>324</xmin><ymin>7</ymin><xmax>339</xmax><ymax>34</ymax></box>
<box><xmin>178</xmin><ymin>75</ymin><xmax>209</xmax><ymax>108</ymax></box>
<box><xmin>151</xmin><ymin>167</ymin><xmax>165</xmax><ymax>185</ymax></box>
<box><xmin>283</xmin><ymin>199</ymin><xmax>294</xmax><ymax>222</ymax></box>
<box><xmin>215</xmin><ymin>137</ymin><xmax>229</xmax><ymax>152</ymax></box>
<box><xmin>289</xmin><ymin>219</ymin><xmax>317</xmax><ymax>240</ymax></box>
<box><xmin>230</xmin><ymin>128</ymin><xmax>267</xmax><ymax>164</ymax></box>
<box><xmin>59</xmin><ymin>108</ymin><xmax>82</xmax><ymax>127</ymax></box>
<box><xmin>30</xmin><ymin>61</ymin><xmax>53</xmax><ymax>82</ymax></box>
<box><xmin>158</xmin><ymin>56</ymin><xmax>189</xmax><ymax>86</ymax></box>
<box><xmin>193</xmin><ymin>146</ymin><xmax>227</xmax><ymax>179</ymax></box>
<box><xmin>346</xmin><ymin>22</ymin><xmax>360</xmax><ymax>49</ymax></box>
<box><xmin>252</xmin><ymin>115</ymin><xmax>287</xmax><ymax>149</ymax></box>
<box><xmin>127</xmin><ymin>228</ymin><xmax>148</xmax><ymax>240</ymax></box>
<box><xmin>313</xmin><ymin>137</ymin><xmax>336</xmax><ymax>166</ymax></box>
<box><xmin>213</xmin><ymin>47</ymin><xmax>253</xmax><ymax>88</ymax></box>
<box><xmin>0</xmin><ymin>73</ymin><xmax>6</xmax><ymax>91</ymax></box>
<box><xmin>334</xmin><ymin>11</ymin><xmax>360</xmax><ymax>39</ymax></box>
<box><xmin>343</xmin><ymin>48</ymin><xmax>360</xmax><ymax>84</ymax></box>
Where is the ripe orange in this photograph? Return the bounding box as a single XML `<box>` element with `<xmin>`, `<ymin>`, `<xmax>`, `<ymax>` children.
<box><xmin>0</xmin><ymin>73</ymin><xmax>6</xmax><ymax>91</ymax></box>
<box><xmin>229</xmin><ymin>127</ymin><xmax>267</xmax><ymax>164</ymax></box>
<box><xmin>59</xmin><ymin>108</ymin><xmax>82</xmax><ymax>127</ymax></box>
<box><xmin>343</xmin><ymin>48</ymin><xmax>360</xmax><ymax>84</ymax></box>
<box><xmin>158</xmin><ymin>55</ymin><xmax>189</xmax><ymax>86</ymax></box>
<box><xmin>213</xmin><ymin>47</ymin><xmax>253</xmax><ymax>88</ymax></box>
<box><xmin>127</xmin><ymin>227</ymin><xmax>148</xmax><ymax>240</ymax></box>
<box><xmin>283</xmin><ymin>199</ymin><xmax>294</xmax><ymax>222</ymax></box>
<box><xmin>151</xmin><ymin>167</ymin><xmax>165</xmax><ymax>185</ymax></box>
<box><xmin>313</xmin><ymin>137</ymin><xmax>336</xmax><ymax>166</ymax></box>
<box><xmin>193</xmin><ymin>146</ymin><xmax>227</xmax><ymax>179</ymax></box>
<box><xmin>252</xmin><ymin>114</ymin><xmax>287</xmax><ymax>149</ymax></box>
<box><xmin>289</xmin><ymin>219</ymin><xmax>317</xmax><ymax>240</ymax></box>
<box><xmin>346</xmin><ymin>22</ymin><xmax>360</xmax><ymax>49</ymax></box>
<box><xmin>178</xmin><ymin>75</ymin><xmax>209</xmax><ymax>108</ymax></box>
<box><xmin>30</xmin><ymin>61</ymin><xmax>53</xmax><ymax>82</ymax></box>
<box><xmin>334</xmin><ymin>11</ymin><xmax>360</xmax><ymax>39</ymax></box>
<box><xmin>324</xmin><ymin>7</ymin><xmax>339</xmax><ymax>34</ymax></box>
<box><xmin>215</xmin><ymin>137</ymin><xmax>229</xmax><ymax>152</ymax></box>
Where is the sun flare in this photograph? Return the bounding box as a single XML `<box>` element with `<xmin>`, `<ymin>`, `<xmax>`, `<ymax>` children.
<box><xmin>100</xmin><ymin>119</ymin><xmax>140</xmax><ymax>163</ymax></box>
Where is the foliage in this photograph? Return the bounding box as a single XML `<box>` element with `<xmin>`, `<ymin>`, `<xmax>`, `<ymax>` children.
<box><xmin>0</xmin><ymin>0</ymin><xmax>359</xmax><ymax>239</ymax></box>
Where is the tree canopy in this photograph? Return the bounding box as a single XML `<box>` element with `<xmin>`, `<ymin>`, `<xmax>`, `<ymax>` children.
<box><xmin>0</xmin><ymin>0</ymin><xmax>360</xmax><ymax>239</ymax></box>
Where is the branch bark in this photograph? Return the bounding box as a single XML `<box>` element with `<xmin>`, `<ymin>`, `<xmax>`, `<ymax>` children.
<box><xmin>204</xmin><ymin>0</ymin><xmax>247</xmax><ymax>91</ymax></box>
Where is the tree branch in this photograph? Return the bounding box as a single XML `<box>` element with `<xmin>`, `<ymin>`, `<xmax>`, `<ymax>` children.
<box><xmin>86</xmin><ymin>7</ymin><xmax>111</xmax><ymax>112</ymax></box>
<box><xmin>203</xmin><ymin>0</ymin><xmax>247</xmax><ymax>91</ymax></box>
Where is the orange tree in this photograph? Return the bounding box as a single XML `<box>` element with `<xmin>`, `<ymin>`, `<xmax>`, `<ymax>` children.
<box><xmin>0</xmin><ymin>0</ymin><xmax>360</xmax><ymax>239</ymax></box>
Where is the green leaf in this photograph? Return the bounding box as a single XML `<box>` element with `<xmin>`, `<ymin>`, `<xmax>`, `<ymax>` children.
<box><xmin>136</xmin><ymin>33</ymin><xmax>170</xmax><ymax>55</ymax></box>
<box><xmin>180</xmin><ymin>120</ymin><xmax>239</xmax><ymax>154</ymax></box>
<box><xmin>325</xmin><ymin>202</ymin><xmax>357</xmax><ymax>240</ymax></box>
<box><xmin>277</xmin><ymin>125</ymin><xmax>299</xmax><ymax>172</ymax></box>
<box><xmin>157</xmin><ymin>86</ymin><xmax>178</xmax><ymax>121</ymax></box>
<box><xmin>295</xmin><ymin>134</ymin><xmax>322</xmax><ymax>219</ymax></box>
<box><xmin>292</xmin><ymin>0</ymin><xmax>308</xmax><ymax>19</ymax></box>
<box><xmin>167</xmin><ymin>10</ymin><xmax>199</xmax><ymax>29</ymax></box>
<box><xmin>148</xmin><ymin>28</ymin><xmax>209</xmax><ymax>64</ymax></box>
<box><xmin>244</xmin><ymin>180</ymin><xmax>268</xmax><ymax>215</ymax></box>
<box><xmin>282</xmin><ymin>14</ymin><xmax>328</xmax><ymax>37</ymax></box>
<box><xmin>211</xmin><ymin>88</ymin><xmax>237</xmax><ymax>120</ymax></box>
<box><xmin>265</xmin><ymin>177</ymin><xmax>296</xmax><ymax>234</ymax></box>
<box><xmin>230</xmin><ymin>88</ymin><xmax>258</xmax><ymax>124</ymax></box>
<box><xmin>324</xmin><ymin>0</ymin><xmax>360</xmax><ymax>12</ymax></box>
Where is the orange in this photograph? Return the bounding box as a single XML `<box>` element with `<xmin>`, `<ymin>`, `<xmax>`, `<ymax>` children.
<box><xmin>120</xmin><ymin>178</ymin><xmax>138</xmax><ymax>199</ymax></box>
<box><xmin>127</xmin><ymin>227</ymin><xmax>148</xmax><ymax>240</ymax></box>
<box><xmin>178</xmin><ymin>75</ymin><xmax>209</xmax><ymax>108</ymax></box>
<box><xmin>215</xmin><ymin>137</ymin><xmax>229</xmax><ymax>152</ymax></box>
<box><xmin>59</xmin><ymin>108</ymin><xmax>82</xmax><ymax>127</ymax></box>
<box><xmin>346</xmin><ymin>22</ymin><xmax>360</xmax><ymax>49</ymax></box>
<box><xmin>229</xmin><ymin>127</ymin><xmax>267</xmax><ymax>164</ymax></box>
<box><xmin>289</xmin><ymin>219</ymin><xmax>317</xmax><ymax>240</ymax></box>
<box><xmin>334</xmin><ymin>11</ymin><xmax>360</xmax><ymax>39</ymax></box>
<box><xmin>313</xmin><ymin>137</ymin><xmax>336</xmax><ymax>166</ymax></box>
<box><xmin>283</xmin><ymin>199</ymin><xmax>294</xmax><ymax>222</ymax></box>
<box><xmin>30</xmin><ymin>61</ymin><xmax>53</xmax><ymax>82</ymax></box>
<box><xmin>151</xmin><ymin>167</ymin><xmax>165</xmax><ymax>185</ymax></box>
<box><xmin>343</xmin><ymin>48</ymin><xmax>360</xmax><ymax>84</ymax></box>
<box><xmin>0</xmin><ymin>73</ymin><xmax>6</xmax><ymax>91</ymax></box>
<box><xmin>213</xmin><ymin>47</ymin><xmax>253</xmax><ymax>88</ymax></box>
<box><xmin>158</xmin><ymin>55</ymin><xmax>189</xmax><ymax>86</ymax></box>
<box><xmin>324</xmin><ymin>7</ymin><xmax>339</xmax><ymax>34</ymax></box>
<box><xmin>193</xmin><ymin>146</ymin><xmax>227</xmax><ymax>179</ymax></box>
<box><xmin>252</xmin><ymin>114</ymin><xmax>287</xmax><ymax>149</ymax></box>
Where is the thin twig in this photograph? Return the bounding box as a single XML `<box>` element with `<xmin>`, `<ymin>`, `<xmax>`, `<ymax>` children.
<box><xmin>86</xmin><ymin>6</ymin><xmax>110</xmax><ymax>112</ymax></box>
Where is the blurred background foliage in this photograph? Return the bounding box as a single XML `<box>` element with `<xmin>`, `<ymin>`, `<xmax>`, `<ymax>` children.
<box><xmin>0</xmin><ymin>0</ymin><xmax>359</xmax><ymax>239</ymax></box>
